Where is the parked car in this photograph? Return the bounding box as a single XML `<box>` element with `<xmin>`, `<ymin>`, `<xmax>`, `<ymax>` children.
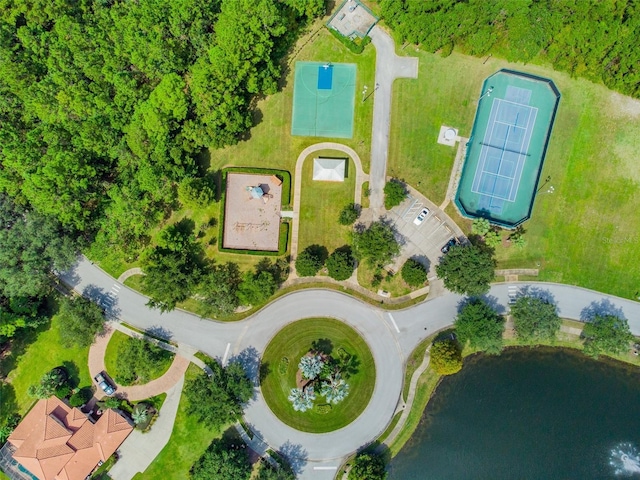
<box><xmin>94</xmin><ymin>372</ymin><xmax>116</xmax><ymax>396</ymax></box>
<box><xmin>413</xmin><ymin>208</ymin><xmax>430</xmax><ymax>225</ymax></box>
<box><xmin>441</xmin><ymin>237</ymin><xmax>458</xmax><ymax>254</ymax></box>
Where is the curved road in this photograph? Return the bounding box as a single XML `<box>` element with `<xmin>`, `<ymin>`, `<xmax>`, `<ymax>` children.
<box><xmin>61</xmin><ymin>258</ymin><xmax>640</xmax><ymax>477</ymax></box>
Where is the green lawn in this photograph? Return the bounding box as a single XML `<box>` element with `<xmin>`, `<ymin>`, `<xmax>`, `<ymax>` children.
<box><xmin>133</xmin><ymin>364</ymin><xmax>223</xmax><ymax>480</ymax></box>
<box><xmin>1</xmin><ymin>313</ymin><xmax>91</xmax><ymax>420</ymax></box>
<box><xmin>261</xmin><ymin>318</ymin><xmax>375</xmax><ymax>433</ymax></box>
<box><xmin>299</xmin><ymin>150</ymin><xmax>357</xmax><ymax>253</ymax></box>
<box><xmin>388</xmin><ymin>49</ymin><xmax>640</xmax><ymax>299</ymax></box>
<box><xmin>104</xmin><ymin>331</ymin><xmax>174</xmax><ymax>385</ymax></box>
<box><xmin>207</xmin><ymin>26</ymin><xmax>376</xmax><ymax>176</ymax></box>
<box><xmin>357</xmin><ymin>262</ymin><xmax>412</xmax><ymax>298</ymax></box>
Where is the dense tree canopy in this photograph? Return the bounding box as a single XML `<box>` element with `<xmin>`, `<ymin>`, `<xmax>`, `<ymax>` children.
<box><xmin>381</xmin><ymin>0</ymin><xmax>640</xmax><ymax>98</ymax></box>
<box><xmin>436</xmin><ymin>244</ymin><xmax>496</xmax><ymax>296</ymax></box>
<box><xmin>455</xmin><ymin>299</ymin><xmax>504</xmax><ymax>354</ymax></box>
<box><xmin>352</xmin><ymin>222</ymin><xmax>400</xmax><ymax>268</ymax></box>
<box><xmin>349</xmin><ymin>452</ymin><xmax>387</xmax><ymax>480</ymax></box>
<box><xmin>190</xmin><ymin>438</ymin><xmax>251</xmax><ymax>480</ymax></box>
<box><xmin>197</xmin><ymin>263</ymin><xmax>242</xmax><ymax>316</ymax></box>
<box><xmin>582</xmin><ymin>314</ymin><xmax>633</xmax><ymax>358</ymax></box>
<box><xmin>0</xmin><ymin>296</ymin><xmax>46</xmax><ymax>342</ymax></box>
<box><xmin>326</xmin><ymin>248</ymin><xmax>355</xmax><ymax>281</ymax></box>
<box><xmin>295</xmin><ymin>245</ymin><xmax>326</xmax><ymax>277</ymax></box>
<box><xmin>511</xmin><ymin>295</ymin><xmax>561</xmax><ymax>342</ymax></box>
<box><xmin>184</xmin><ymin>360</ymin><xmax>253</xmax><ymax>428</ymax></box>
<box><xmin>0</xmin><ymin>0</ymin><xmax>321</xmax><ymax>257</ymax></box>
<box><xmin>142</xmin><ymin>222</ymin><xmax>204</xmax><ymax>312</ymax></box>
<box><xmin>57</xmin><ymin>296</ymin><xmax>106</xmax><ymax>348</ymax></box>
<box><xmin>0</xmin><ymin>195</ymin><xmax>77</xmax><ymax>298</ymax></box>
<box><xmin>430</xmin><ymin>338</ymin><xmax>463</xmax><ymax>375</ymax></box>
<box><xmin>401</xmin><ymin>259</ymin><xmax>427</xmax><ymax>287</ymax></box>
<box><xmin>383</xmin><ymin>179</ymin><xmax>407</xmax><ymax>210</ymax></box>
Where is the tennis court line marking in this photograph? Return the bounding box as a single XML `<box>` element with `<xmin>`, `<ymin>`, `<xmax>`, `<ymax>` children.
<box><xmin>507</xmin><ymin>102</ymin><xmax>538</xmax><ymax>201</ymax></box>
<box><xmin>471</xmin><ymin>98</ymin><xmax>537</xmax><ymax>203</ymax></box>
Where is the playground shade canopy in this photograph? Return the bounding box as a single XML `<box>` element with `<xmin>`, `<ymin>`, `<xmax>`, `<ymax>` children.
<box><xmin>313</xmin><ymin>158</ymin><xmax>347</xmax><ymax>182</ymax></box>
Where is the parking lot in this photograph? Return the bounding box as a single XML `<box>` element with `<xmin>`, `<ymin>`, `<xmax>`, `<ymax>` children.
<box><xmin>386</xmin><ymin>193</ymin><xmax>466</xmax><ymax>278</ymax></box>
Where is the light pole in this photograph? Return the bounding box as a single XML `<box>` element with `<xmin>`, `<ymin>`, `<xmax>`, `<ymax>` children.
<box><xmin>362</xmin><ymin>85</ymin><xmax>368</xmax><ymax>103</ymax></box>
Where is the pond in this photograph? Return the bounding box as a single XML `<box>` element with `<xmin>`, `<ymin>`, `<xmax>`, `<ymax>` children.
<box><xmin>389</xmin><ymin>347</ymin><xmax>640</xmax><ymax>479</ymax></box>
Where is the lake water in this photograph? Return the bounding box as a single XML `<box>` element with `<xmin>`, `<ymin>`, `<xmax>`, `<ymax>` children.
<box><xmin>389</xmin><ymin>347</ymin><xmax>640</xmax><ymax>479</ymax></box>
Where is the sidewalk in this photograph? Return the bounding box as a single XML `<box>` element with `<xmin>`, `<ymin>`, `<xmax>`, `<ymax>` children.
<box><xmin>109</xmin><ymin>376</ymin><xmax>185</xmax><ymax>480</ymax></box>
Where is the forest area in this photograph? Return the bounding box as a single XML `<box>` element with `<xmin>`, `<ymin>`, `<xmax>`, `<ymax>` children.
<box><xmin>0</xmin><ymin>0</ymin><xmax>323</xmax><ymax>256</ymax></box>
<box><xmin>0</xmin><ymin>0</ymin><xmax>323</xmax><ymax>374</ymax></box>
<box><xmin>380</xmin><ymin>0</ymin><xmax>640</xmax><ymax>98</ymax></box>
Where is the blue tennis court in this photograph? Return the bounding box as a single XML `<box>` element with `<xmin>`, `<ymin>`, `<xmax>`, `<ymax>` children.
<box><xmin>455</xmin><ymin>70</ymin><xmax>561</xmax><ymax>228</ymax></box>
<box><xmin>471</xmin><ymin>97</ymin><xmax>538</xmax><ymax>213</ymax></box>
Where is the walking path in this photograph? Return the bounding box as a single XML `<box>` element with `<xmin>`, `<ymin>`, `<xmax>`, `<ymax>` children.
<box><xmin>380</xmin><ymin>347</ymin><xmax>431</xmax><ymax>450</ymax></box>
<box><xmin>117</xmin><ymin>267</ymin><xmax>143</xmax><ymax>284</ymax></box>
<box><xmin>290</xmin><ymin>142</ymin><xmax>368</xmax><ymax>262</ymax></box>
<box><xmin>109</xmin><ymin>376</ymin><xmax>185</xmax><ymax>480</ymax></box>
<box><xmin>440</xmin><ymin>137</ymin><xmax>468</xmax><ymax>210</ymax></box>
<box><xmin>367</xmin><ymin>25</ymin><xmax>418</xmax><ymax>214</ymax></box>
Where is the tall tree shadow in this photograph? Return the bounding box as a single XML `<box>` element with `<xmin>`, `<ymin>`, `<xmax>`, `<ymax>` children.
<box><xmin>580</xmin><ymin>298</ymin><xmax>626</xmax><ymax>322</ymax></box>
<box><xmin>278</xmin><ymin>441</ymin><xmax>308</xmax><ymax>475</ymax></box>
<box><xmin>229</xmin><ymin>346</ymin><xmax>261</xmax><ymax>386</ymax></box>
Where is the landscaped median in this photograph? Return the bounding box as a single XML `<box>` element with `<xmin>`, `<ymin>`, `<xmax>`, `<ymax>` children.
<box><xmin>260</xmin><ymin>317</ymin><xmax>375</xmax><ymax>433</ymax></box>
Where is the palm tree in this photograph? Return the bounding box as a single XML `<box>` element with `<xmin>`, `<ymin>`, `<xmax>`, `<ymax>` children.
<box><xmin>288</xmin><ymin>387</ymin><xmax>315</xmax><ymax>412</ymax></box>
<box><xmin>132</xmin><ymin>405</ymin><xmax>149</xmax><ymax>425</ymax></box>
<box><xmin>320</xmin><ymin>374</ymin><xmax>350</xmax><ymax>404</ymax></box>
<box><xmin>298</xmin><ymin>355</ymin><xmax>324</xmax><ymax>380</ymax></box>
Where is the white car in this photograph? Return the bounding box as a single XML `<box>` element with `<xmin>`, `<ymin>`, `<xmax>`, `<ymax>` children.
<box><xmin>413</xmin><ymin>208</ymin><xmax>430</xmax><ymax>225</ymax></box>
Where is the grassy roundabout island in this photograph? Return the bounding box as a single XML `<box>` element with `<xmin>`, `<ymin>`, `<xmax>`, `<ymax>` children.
<box><xmin>260</xmin><ymin>317</ymin><xmax>375</xmax><ymax>433</ymax></box>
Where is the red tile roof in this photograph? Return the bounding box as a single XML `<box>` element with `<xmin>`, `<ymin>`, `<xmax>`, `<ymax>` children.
<box><xmin>8</xmin><ymin>398</ymin><xmax>133</xmax><ymax>480</ymax></box>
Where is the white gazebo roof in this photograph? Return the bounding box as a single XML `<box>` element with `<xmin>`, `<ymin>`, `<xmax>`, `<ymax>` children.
<box><xmin>313</xmin><ymin>158</ymin><xmax>346</xmax><ymax>182</ymax></box>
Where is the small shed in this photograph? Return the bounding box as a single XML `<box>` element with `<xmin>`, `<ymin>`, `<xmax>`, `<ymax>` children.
<box><xmin>313</xmin><ymin>158</ymin><xmax>346</xmax><ymax>182</ymax></box>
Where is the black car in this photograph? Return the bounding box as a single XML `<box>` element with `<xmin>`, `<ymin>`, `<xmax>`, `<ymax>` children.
<box><xmin>440</xmin><ymin>238</ymin><xmax>458</xmax><ymax>254</ymax></box>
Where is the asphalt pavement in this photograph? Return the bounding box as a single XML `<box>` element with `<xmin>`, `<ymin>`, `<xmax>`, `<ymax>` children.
<box><xmin>61</xmin><ymin>256</ymin><xmax>640</xmax><ymax>478</ymax></box>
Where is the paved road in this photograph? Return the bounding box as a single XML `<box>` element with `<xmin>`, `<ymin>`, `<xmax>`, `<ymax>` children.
<box><xmin>367</xmin><ymin>26</ymin><xmax>418</xmax><ymax>213</ymax></box>
<box><xmin>61</xmin><ymin>257</ymin><xmax>640</xmax><ymax>478</ymax></box>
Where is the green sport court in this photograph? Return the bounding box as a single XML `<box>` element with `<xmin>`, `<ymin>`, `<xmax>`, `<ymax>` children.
<box><xmin>291</xmin><ymin>62</ymin><xmax>356</xmax><ymax>138</ymax></box>
<box><xmin>455</xmin><ymin>69</ymin><xmax>560</xmax><ymax>228</ymax></box>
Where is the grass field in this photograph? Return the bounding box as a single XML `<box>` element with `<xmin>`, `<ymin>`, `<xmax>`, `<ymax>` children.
<box><xmin>133</xmin><ymin>364</ymin><xmax>223</xmax><ymax>480</ymax></box>
<box><xmin>103</xmin><ymin>331</ymin><xmax>174</xmax><ymax>385</ymax></box>
<box><xmin>260</xmin><ymin>317</ymin><xmax>375</xmax><ymax>433</ymax></box>
<box><xmin>357</xmin><ymin>262</ymin><xmax>412</xmax><ymax>298</ymax></box>
<box><xmin>298</xmin><ymin>150</ymin><xmax>356</xmax><ymax>253</ymax></box>
<box><xmin>1</xmin><ymin>313</ymin><xmax>91</xmax><ymax>419</ymax></box>
<box><xmin>388</xmin><ymin>49</ymin><xmax>640</xmax><ymax>299</ymax></box>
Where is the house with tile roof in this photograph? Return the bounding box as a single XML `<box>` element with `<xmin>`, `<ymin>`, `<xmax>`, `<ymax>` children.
<box><xmin>0</xmin><ymin>397</ymin><xmax>133</xmax><ymax>480</ymax></box>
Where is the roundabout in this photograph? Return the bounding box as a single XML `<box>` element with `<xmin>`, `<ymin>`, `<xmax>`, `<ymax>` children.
<box><xmin>261</xmin><ymin>317</ymin><xmax>376</xmax><ymax>433</ymax></box>
<box><xmin>64</xmin><ymin>256</ymin><xmax>640</xmax><ymax>477</ymax></box>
